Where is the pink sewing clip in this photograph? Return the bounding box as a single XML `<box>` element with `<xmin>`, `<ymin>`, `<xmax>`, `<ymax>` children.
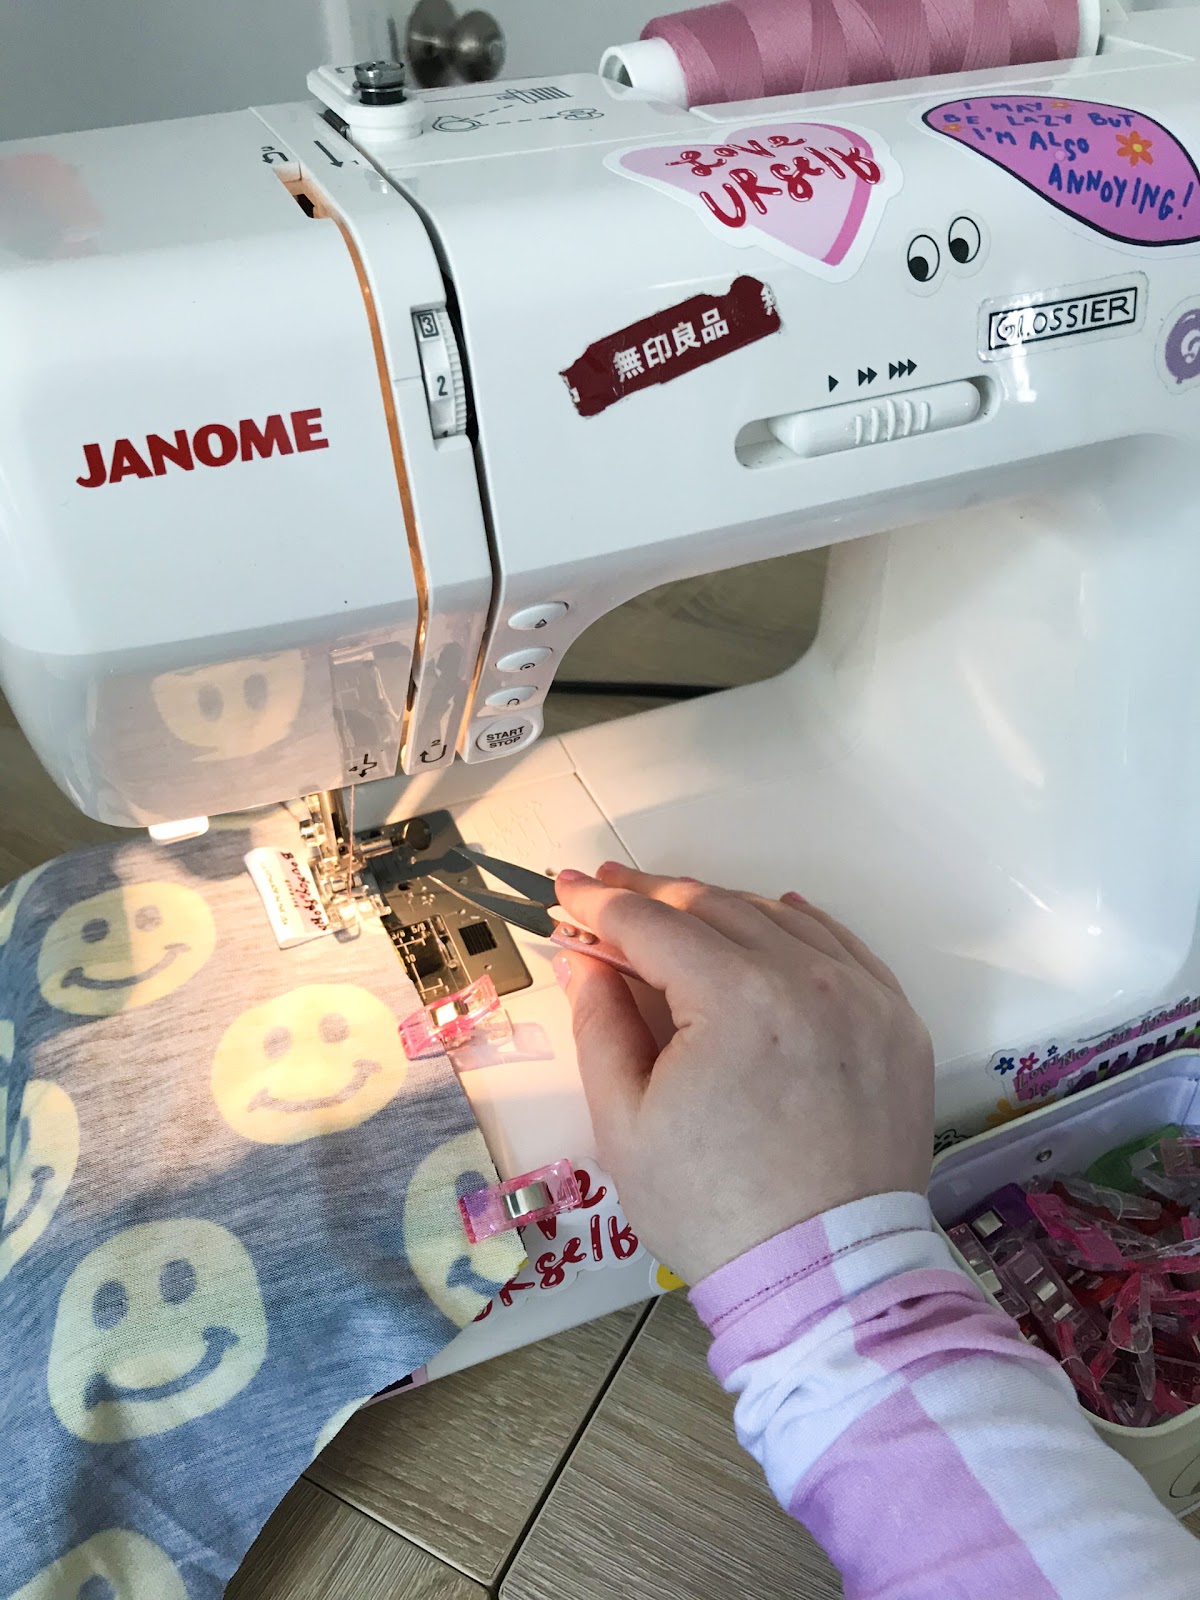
<box><xmin>1055</xmin><ymin>1174</ymin><xmax>1162</xmax><ymax>1225</ymax></box>
<box><xmin>459</xmin><ymin>1159</ymin><xmax>582</xmax><ymax>1244</ymax></box>
<box><xmin>1026</xmin><ymin>1192</ymin><xmax>1127</xmax><ymax>1270</ymax></box>
<box><xmin>1159</xmin><ymin>1136</ymin><xmax>1200</xmax><ymax>1180</ymax></box>
<box><xmin>1099</xmin><ymin>1273</ymin><xmax>1156</xmax><ymax>1401</ymax></box>
<box><xmin>1055</xmin><ymin>1316</ymin><xmax>1112</xmax><ymax>1419</ymax></box>
<box><xmin>946</xmin><ymin>1224</ymin><xmax>1026</xmax><ymax>1319</ymax></box>
<box><xmin>398</xmin><ymin>975</ymin><xmax>512</xmax><ymax>1059</ymax></box>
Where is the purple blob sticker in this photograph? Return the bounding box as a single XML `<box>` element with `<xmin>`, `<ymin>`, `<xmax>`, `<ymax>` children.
<box><xmin>608</xmin><ymin>123</ymin><xmax>899</xmax><ymax>280</ymax></box>
<box><xmin>1164</xmin><ymin>305</ymin><xmax>1200</xmax><ymax>384</ymax></box>
<box><xmin>924</xmin><ymin>97</ymin><xmax>1200</xmax><ymax>247</ymax></box>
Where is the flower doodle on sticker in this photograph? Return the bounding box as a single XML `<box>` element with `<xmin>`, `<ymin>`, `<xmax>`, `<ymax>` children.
<box><xmin>1116</xmin><ymin>129</ymin><xmax>1153</xmax><ymax>168</ymax></box>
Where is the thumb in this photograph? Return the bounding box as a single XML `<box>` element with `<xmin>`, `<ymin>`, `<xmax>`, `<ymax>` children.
<box><xmin>557</xmin><ymin>952</ymin><xmax>656</xmax><ymax>1143</ymax></box>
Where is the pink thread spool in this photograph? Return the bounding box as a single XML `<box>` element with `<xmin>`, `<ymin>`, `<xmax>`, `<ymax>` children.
<box><xmin>600</xmin><ymin>0</ymin><xmax>1106</xmax><ymax>109</ymax></box>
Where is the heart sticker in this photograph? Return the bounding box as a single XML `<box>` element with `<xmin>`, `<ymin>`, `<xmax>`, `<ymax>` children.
<box><xmin>924</xmin><ymin>97</ymin><xmax>1200</xmax><ymax>248</ymax></box>
<box><xmin>608</xmin><ymin>122</ymin><xmax>899</xmax><ymax>279</ymax></box>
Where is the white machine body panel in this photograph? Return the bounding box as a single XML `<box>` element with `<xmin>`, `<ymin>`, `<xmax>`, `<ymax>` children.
<box><xmin>358</xmin><ymin>51</ymin><xmax>1200</xmax><ymax>759</ymax></box>
<box><xmin>10</xmin><ymin>8</ymin><xmax>1200</xmax><ymax>1369</ymax></box>
<box><xmin>0</xmin><ymin>110</ymin><xmax>445</xmax><ymax>823</ymax></box>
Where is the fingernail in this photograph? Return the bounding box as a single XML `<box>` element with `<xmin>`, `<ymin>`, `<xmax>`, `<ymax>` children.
<box><xmin>552</xmin><ymin>951</ymin><xmax>572</xmax><ymax>989</ymax></box>
<box><xmin>781</xmin><ymin>891</ymin><xmax>808</xmax><ymax>907</ymax></box>
<box><xmin>557</xmin><ymin>868</ymin><xmax>593</xmax><ymax>885</ymax></box>
<box><xmin>597</xmin><ymin>860</ymin><xmax>623</xmax><ymax>875</ymax></box>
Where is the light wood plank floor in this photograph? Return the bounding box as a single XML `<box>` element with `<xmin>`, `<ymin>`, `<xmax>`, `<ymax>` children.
<box><xmin>502</xmin><ymin>1293</ymin><xmax>843</xmax><ymax>1600</ymax></box>
<box><xmin>5</xmin><ymin>554</ymin><xmax>1200</xmax><ymax>1597</ymax></box>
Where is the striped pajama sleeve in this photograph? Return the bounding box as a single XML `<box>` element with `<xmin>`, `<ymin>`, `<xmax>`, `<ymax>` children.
<box><xmin>689</xmin><ymin>1192</ymin><xmax>1200</xmax><ymax>1599</ymax></box>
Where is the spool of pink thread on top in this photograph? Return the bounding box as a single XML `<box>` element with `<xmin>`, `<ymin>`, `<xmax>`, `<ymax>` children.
<box><xmin>599</xmin><ymin>0</ymin><xmax>1109</xmax><ymax>109</ymax></box>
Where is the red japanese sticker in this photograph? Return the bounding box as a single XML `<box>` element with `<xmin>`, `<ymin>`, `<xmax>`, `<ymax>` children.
<box><xmin>561</xmin><ymin>275</ymin><xmax>780</xmax><ymax>419</ymax></box>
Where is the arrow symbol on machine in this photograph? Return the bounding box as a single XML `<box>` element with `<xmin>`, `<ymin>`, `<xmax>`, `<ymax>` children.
<box><xmin>827</xmin><ymin>374</ymin><xmax>839</xmax><ymax>392</ymax></box>
<box><xmin>888</xmin><ymin>358</ymin><xmax>917</xmax><ymax>379</ymax></box>
<box><xmin>857</xmin><ymin>367</ymin><xmax>877</xmax><ymax>386</ymax></box>
<box><xmin>314</xmin><ymin>140</ymin><xmax>345</xmax><ymax>167</ymax></box>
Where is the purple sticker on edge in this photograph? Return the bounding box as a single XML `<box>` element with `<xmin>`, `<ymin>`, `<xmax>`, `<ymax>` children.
<box><xmin>924</xmin><ymin>96</ymin><xmax>1200</xmax><ymax>248</ymax></box>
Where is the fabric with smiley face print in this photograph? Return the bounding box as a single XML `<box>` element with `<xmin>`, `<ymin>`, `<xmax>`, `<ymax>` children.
<box><xmin>0</xmin><ymin>862</ymin><xmax>48</xmax><ymax>950</ymax></box>
<box><xmin>37</xmin><ymin>882</ymin><xmax>218</xmax><ymax>1019</ymax></box>
<box><xmin>0</xmin><ymin>1079</ymin><xmax>80</xmax><ymax>1279</ymax></box>
<box><xmin>0</xmin><ymin>815</ymin><xmax>523</xmax><ymax>1599</ymax></box>
<box><xmin>211</xmin><ymin>984</ymin><xmax>410</xmax><ymax>1144</ymax></box>
<box><xmin>9</xmin><ymin>1528</ymin><xmax>187</xmax><ymax>1600</ymax></box>
<box><xmin>48</xmin><ymin>1218</ymin><xmax>269</xmax><ymax>1444</ymax></box>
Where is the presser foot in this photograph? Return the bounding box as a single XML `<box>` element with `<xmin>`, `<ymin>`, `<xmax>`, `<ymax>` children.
<box><xmin>300</xmin><ymin>795</ymin><xmax>532</xmax><ymax>1006</ymax></box>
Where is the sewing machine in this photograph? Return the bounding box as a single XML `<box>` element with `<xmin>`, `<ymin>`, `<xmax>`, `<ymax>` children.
<box><xmin>6</xmin><ymin>3</ymin><xmax>1200</xmax><ymax>1372</ymax></box>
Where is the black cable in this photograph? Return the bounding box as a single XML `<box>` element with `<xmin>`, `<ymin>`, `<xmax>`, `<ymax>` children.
<box><xmin>550</xmin><ymin>680</ymin><xmax>728</xmax><ymax>700</ymax></box>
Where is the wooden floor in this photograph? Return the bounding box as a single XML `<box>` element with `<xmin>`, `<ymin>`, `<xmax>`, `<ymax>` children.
<box><xmin>5</xmin><ymin>554</ymin><xmax>1200</xmax><ymax>1596</ymax></box>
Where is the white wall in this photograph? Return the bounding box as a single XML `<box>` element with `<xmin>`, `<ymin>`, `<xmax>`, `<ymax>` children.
<box><xmin>0</xmin><ymin>0</ymin><xmax>699</xmax><ymax>141</ymax></box>
<box><xmin>488</xmin><ymin>0</ymin><xmax>688</xmax><ymax>76</ymax></box>
<box><xmin>0</xmin><ymin>0</ymin><xmax>372</xmax><ymax>139</ymax></box>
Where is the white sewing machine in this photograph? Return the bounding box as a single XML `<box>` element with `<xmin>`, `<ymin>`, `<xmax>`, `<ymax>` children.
<box><xmin>6</xmin><ymin>5</ymin><xmax>1200</xmax><ymax>1372</ymax></box>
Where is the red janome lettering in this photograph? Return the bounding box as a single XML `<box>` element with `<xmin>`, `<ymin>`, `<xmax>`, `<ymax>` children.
<box><xmin>75</xmin><ymin>407</ymin><xmax>328</xmax><ymax>488</ymax></box>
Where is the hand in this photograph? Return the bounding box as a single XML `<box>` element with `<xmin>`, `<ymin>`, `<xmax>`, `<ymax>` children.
<box><xmin>553</xmin><ymin>864</ymin><xmax>934</xmax><ymax>1285</ymax></box>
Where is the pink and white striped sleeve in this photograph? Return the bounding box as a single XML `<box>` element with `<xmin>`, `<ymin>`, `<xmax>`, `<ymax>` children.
<box><xmin>689</xmin><ymin>1192</ymin><xmax>1199</xmax><ymax>1599</ymax></box>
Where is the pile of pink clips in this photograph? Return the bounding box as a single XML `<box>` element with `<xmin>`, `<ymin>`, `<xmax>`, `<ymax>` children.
<box><xmin>949</xmin><ymin>1132</ymin><xmax>1200</xmax><ymax>1427</ymax></box>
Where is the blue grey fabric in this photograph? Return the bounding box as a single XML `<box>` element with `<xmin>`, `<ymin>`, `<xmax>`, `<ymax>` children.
<box><xmin>0</xmin><ymin>811</ymin><xmax>523</xmax><ymax>1599</ymax></box>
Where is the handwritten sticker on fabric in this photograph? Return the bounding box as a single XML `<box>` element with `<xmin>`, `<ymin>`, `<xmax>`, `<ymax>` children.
<box><xmin>608</xmin><ymin>122</ymin><xmax>899</xmax><ymax>278</ymax></box>
<box><xmin>471</xmin><ymin>1164</ymin><xmax>643</xmax><ymax>1323</ymax></box>
<box><xmin>924</xmin><ymin>97</ymin><xmax>1200</xmax><ymax>247</ymax></box>
<box><xmin>561</xmin><ymin>277</ymin><xmax>780</xmax><ymax>418</ymax></box>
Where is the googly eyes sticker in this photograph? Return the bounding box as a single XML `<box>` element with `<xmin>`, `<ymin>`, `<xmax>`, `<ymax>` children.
<box><xmin>905</xmin><ymin>214</ymin><xmax>988</xmax><ymax>293</ymax></box>
<box><xmin>947</xmin><ymin>214</ymin><xmax>983</xmax><ymax>266</ymax></box>
<box><xmin>906</xmin><ymin>232</ymin><xmax>941</xmax><ymax>284</ymax></box>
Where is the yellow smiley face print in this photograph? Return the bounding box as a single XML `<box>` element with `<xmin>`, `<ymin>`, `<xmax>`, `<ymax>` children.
<box><xmin>311</xmin><ymin>1394</ymin><xmax>371</xmax><ymax>1461</ymax></box>
<box><xmin>402</xmin><ymin>1131</ymin><xmax>525</xmax><ymax>1328</ymax></box>
<box><xmin>48</xmin><ymin>1218</ymin><xmax>268</xmax><ymax>1443</ymax></box>
<box><xmin>10</xmin><ymin>1523</ymin><xmax>188</xmax><ymax>1600</ymax></box>
<box><xmin>211</xmin><ymin>984</ymin><xmax>408</xmax><ymax>1145</ymax></box>
<box><xmin>151</xmin><ymin>652</ymin><xmax>306</xmax><ymax>761</ymax></box>
<box><xmin>10</xmin><ymin>1528</ymin><xmax>187</xmax><ymax>1600</ymax></box>
<box><xmin>0</xmin><ymin>1080</ymin><xmax>80</xmax><ymax>1279</ymax></box>
<box><xmin>0</xmin><ymin>862</ymin><xmax>48</xmax><ymax>948</ymax></box>
<box><xmin>37</xmin><ymin>883</ymin><xmax>217</xmax><ymax>1018</ymax></box>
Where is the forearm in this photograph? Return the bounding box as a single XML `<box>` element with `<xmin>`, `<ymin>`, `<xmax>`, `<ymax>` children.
<box><xmin>690</xmin><ymin>1193</ymin><xmax>1199</xmax><ymax>1600</ymax></box>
